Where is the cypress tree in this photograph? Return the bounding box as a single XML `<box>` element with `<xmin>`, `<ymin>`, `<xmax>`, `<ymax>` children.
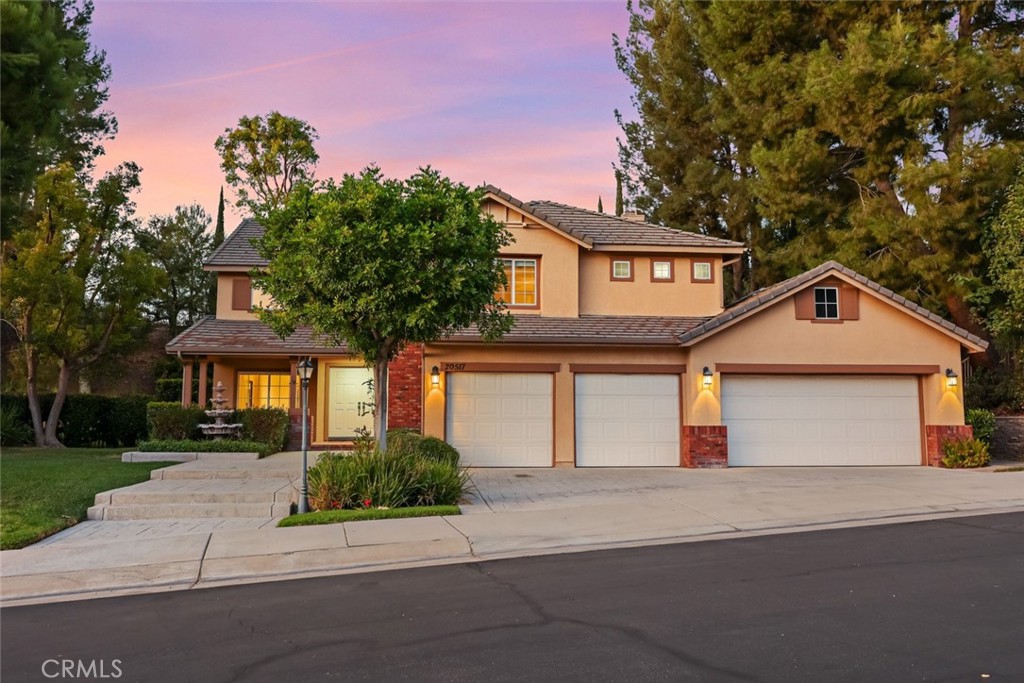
<box><xmin>597</xmin><ymin>196</ymin><xmax>604</xmax><ymax>214</ymax></box>
<box><xmin>614</xmin><ymin>171</ymin><xmax>623</xmax><ymax>217</ymax></box>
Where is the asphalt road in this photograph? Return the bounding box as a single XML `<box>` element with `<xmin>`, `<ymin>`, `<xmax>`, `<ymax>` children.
<box><xmin>3</xmin><ymin>512</ymin><xmax>1022</xmax><ymax>683</ymax></box>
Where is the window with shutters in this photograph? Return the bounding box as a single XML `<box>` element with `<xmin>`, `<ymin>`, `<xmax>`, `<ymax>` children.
<box><xmin>231</xmin><ymin>278</ymin><xmax>252</xmax><ymax>311</ymax></box>
<box><xmin>814</xmin><ymin>287</ymin><xmax>839</xmax><ymax>319</ymax></box>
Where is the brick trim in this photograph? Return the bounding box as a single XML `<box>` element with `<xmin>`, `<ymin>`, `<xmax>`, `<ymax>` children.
<box><xmin>925</xmin><ymin>424</ymin><xmax>974</xmax><ymax>467</ymax></box>
<box><xmin>682</xmin><ymin>425</ymin><xmax>728</xmax><ymax>468</ymax></box>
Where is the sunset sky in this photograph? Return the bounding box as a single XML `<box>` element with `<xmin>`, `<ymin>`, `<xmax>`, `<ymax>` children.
<box><xmin>90</xmin><ymin>1</ymin><xmax>635</xmax><ymax>230</ymax></box>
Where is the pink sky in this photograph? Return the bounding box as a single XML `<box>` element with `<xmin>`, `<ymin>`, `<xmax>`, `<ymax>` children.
<box><xmin>90</xmin><ymin>1</ymin><xmax>635</xmax><ymax>230</ymax></box>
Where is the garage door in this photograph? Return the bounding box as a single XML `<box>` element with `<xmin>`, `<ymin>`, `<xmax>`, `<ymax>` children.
<box><xmin>446</xmin><ymin>373</ymin><xmax>552</xmax><ymax>467</ymax></box>
<box><xmin>722</xmin><ymin>376</ymin><xmax>921</xmax><ymax>466</ymax></box>
<box><xmin>576</xmin><ymin>374</ymin><xmax>680</xmax><ymax>466</ymax></box>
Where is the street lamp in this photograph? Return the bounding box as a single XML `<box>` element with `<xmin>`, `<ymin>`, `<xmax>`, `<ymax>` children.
<box><xmin>297</xmin><ymin>358</ymin><xmax>315</xmax><ymax>514</ymax></box>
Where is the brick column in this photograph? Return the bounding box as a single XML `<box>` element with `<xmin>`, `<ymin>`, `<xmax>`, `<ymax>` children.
<box><xmin>387</xmin><ymin>344</ymin><xmax>424</xmax><ymax>431</ymax></box>
<box><xmin>925</xmin><ymin>425</ymin><xmax>974</xmax><ymax>467</ymax></box>
<box><xmin>682</xmin><ymin>425</ymin><xmax>729</xmax><ymax>468</ymax></box>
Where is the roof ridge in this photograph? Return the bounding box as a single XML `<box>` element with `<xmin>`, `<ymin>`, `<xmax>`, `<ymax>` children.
<box><xmin>526</xmin><ymin>199</ymin><xmax>745</xmax><ymax>246</ymax></box>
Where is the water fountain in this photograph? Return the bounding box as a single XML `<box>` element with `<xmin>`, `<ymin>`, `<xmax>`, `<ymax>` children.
<box><xmin>199</xmin><ymin>381</ymin><xmax>243</xmax><ymax>440</ymax></box>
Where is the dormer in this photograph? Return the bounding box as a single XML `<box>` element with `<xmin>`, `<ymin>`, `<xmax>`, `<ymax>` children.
<box><xmin>204</xmin><ymin>219</ymin><xmax>272</xmax><ymax>321</ymax></box>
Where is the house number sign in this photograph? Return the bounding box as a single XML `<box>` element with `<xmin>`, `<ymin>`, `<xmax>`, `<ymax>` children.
<box><xmin>442</xmin><ymin>363</ymin><xmax>466</xmax><ymax>371</ymax></box>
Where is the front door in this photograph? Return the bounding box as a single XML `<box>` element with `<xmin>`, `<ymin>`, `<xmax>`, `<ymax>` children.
<box><xmin>328</xmin><ymin>366</ymin><xmax>375</xmax><ymax>439</ymax></box>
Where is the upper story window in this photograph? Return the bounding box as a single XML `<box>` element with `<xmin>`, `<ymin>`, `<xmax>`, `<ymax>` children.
<box><xmin>610</xmin><ymin>258</ymin><xmax>634</xmax><ymax>281</ymax></box>
<box><xmin>499</xmin><ymin>258</ymin><xmax>538</xmax><ymax>307</ymax></box>
<box><xmin>691</xmin><ymin>260</ymin><xmax>713</xmax><ymax>282</ymax></box>
<box><xmin>651</xmin><ymin>260</ymin><xmax>674</xmax><ymax>282</ymax></box>
<box><xmin>231</xmin><ymin>277</ymin><xmax>252</xmax><ymax>311</ymax></box>
<box><xmin>814</xmin><ymin>287</ymin><xmax>839</xmax><ymax>319</ymax></box>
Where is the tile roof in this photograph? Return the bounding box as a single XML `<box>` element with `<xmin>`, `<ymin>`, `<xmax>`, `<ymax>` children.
<box><xmin>205</xmin><ymin>219</ymin><xmax>268</xmax><ymax>268</ymax></box>
<box><xmin>166</xmin><ymin>317</ymin><xmax>350</xmax><ymax>356</ymax></box>
<box><xmin>676</xmin><ymin>260</ymin><xmax>988</xmax><ymax>350</ymax></box>
<box><xmin>483</xmin><ymin>184</ymin><xmax>745</xmax><ymax>250</ymax></box>
<box><xmin>443</xmin><ymin>314</ymin><xmax>709</xmax><ymax>346</ymax></box>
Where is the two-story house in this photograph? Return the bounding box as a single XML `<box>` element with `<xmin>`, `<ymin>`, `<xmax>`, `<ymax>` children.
<box><xmin>168</xmin><ymin>186</ymin><xmax>985</xmax><ymax>468</ymax></box>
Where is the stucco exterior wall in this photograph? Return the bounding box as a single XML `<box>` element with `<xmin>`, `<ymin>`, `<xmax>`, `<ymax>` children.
<box><xmin>214</xmin><ymin>274</ymin><xmax>273</xmax><ymax>321</ymax></box>
<box><xmin>579</xmin><ymin>254</ymin><xmax>723</xmax><ymax>316</ymax></box>
<box><xmin>500</xmin><ymin>224</ymin><xmax>579</xmax><ymax>317</ymax></box>
<box><xmin>423</xmin><ymin>343</ymin><xmax>687</xmax><ymax>466</ymax></box>
<box><xmin>685</xmin><ymin>288</ymin><xmax>965</xmax><ymax>427</ymax></box>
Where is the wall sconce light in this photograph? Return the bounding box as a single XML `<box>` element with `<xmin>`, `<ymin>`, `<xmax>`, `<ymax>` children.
<box><xmin>945</xmin><ymin>368</ymin><xmax>958</xmax><ymax>389</ymax></box>
<box><xmin>702</xmin><ymin>366</ymin><xmax>713</xmax><ymax>389</ymax></box>
<box><xmin>431</xmin><ymin>365</ymin><xmax>440</xmax><ymax>386</ymax></box>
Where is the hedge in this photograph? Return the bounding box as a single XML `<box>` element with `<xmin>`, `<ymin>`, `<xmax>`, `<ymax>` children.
<box><xmin>138</xmin><ymin>439</ymin><xmax>277</xmax><ymax>457</ymax></box>
<box><xmin>236</xmin><ymin>407</ymin><xmax>290</xmax><ymax>451</ymax></box>
<box><xmin>146</xmin><ymin>402</ymin><xmax>206</xmax><ymax>440</ymax></box>
<box><xmin>0</xmin><ymin>394</ymin><xmax>151</xmax><ymax>447</ymax></box>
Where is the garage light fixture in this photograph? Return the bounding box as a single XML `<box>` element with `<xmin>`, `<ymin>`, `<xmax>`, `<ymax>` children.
<box><xmin>431</xmin><ymin>365</ymin><xmax>440</xmax><ymax>386</ymax></box>
<box><xmin>945</xmin><ymin>368</ymin><xmax>958</xmax><ymax>388</ymax></box>
<box><xmin>702</xmin><ymin>366</ymin><xmax>713</xmax><ymax>388</ymax></box>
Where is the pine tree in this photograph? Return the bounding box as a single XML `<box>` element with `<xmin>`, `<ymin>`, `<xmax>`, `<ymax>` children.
<box><xmin>614</xmin><ymin>171</ymin><xmax>623</xmax><ymax>217</ymax></box>
<box><xmin>615</xmin><ymin>0</ymin><xmax>1024</xmax><ymax>330</ymax></box>
<box><xmin>208</xmin><ymin>187</ymin><xmax>225</xmax><ymax>314</ymax></box>
<box><xmin>597</xmin><ymin>196</ymin><xmax>604</xmax><ymax>214</ymax></box>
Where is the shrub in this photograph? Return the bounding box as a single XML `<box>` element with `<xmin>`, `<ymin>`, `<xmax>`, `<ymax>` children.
<box><xmin>941</xmin><ymin>437</ymin><xmax>991</xmax><ymax>469</ymax></box>
<box><xmin>237</xmin><ymin>407</ymin><xmax>290</xmax><ymax>451</ymax></box>
<box><xmin>0</xmin><ymin>406</ymin><xmax>33</xmax><ymax>446</ymax></box>
<box><xmin>306</xmin><ymin>443</ymin><xmax>467</xmax><ymax>512</ymax></box>
<box><xmin>147</xmin><ymin>402</ymin><xmax>206</xmax><ymax>440</ymax></box>
<box><xmin>385</xmin><ymin>428</ymin><xmax>423</xmax><ymax>456</ymax></box>
<box><xmin>138</xmin><ymin>439</ymin><xmax>275</xmax><ymax>457</ymax></box>
<box><xmin>410</xmin><ymin>459</ymin><xmax>468</xmax><ymax>506</ymax></box>
<box><xmin>0</xmin><ymin>394</ymin><xmax>150</xmax><ymax>447</ymax></box>
<box><xmin>413</xmin><ymin>436</ymin><xmax>461</xmax><ymax>467</ymax></box>
<box><xmin>155</xmin><ymin>378</ymin><xmax>183</xmax><ymax>402</ymax></box>
<box><xmin>965</xmin><ymin>408</ymin><xmax>997</xmax><ymax>445</ymax></box>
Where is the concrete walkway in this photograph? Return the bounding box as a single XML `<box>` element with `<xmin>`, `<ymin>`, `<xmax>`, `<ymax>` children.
<box><xmin>2</xmin><ymin>459</ymin><xmax>1022</xmax><ymax>606</ymax></box>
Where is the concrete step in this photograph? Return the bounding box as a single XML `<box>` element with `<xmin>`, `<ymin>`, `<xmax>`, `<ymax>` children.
<box><xmin>97</xmin><ymin>480</ymin><xmax>295</xmax><ymax>506</ymax></box>
<box><xmin>151</xmin><ymin>467</ymin><xmax>298</xmax><ymax>481</ymax></box>
<box><xmin>87</xmin><ymin>501</ymin><xmax>292</xmax><ymax>520</ymax></box>
<box><xmin>122</xmin><ymin>451</ymin><xmax>260</xmax><ymax>463</ymax></box>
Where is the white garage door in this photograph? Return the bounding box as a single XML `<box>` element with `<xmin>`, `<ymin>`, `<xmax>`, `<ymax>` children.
<box><xmin>446</xmin><ymin>373</ymin><xmax>552</xmax><ymax>467</ymax></box>
<box><xmin>576</xmin><ymin>374</ymin><xmax>680</xmax><ymax>466</ymax></box>
<box><xmin>722</xmin><ymin>376</ymin><xmax>921</xmax><ymax>466</ymax></box>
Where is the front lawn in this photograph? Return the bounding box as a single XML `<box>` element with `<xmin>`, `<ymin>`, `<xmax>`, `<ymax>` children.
<box><xmin>279</xmin><ymin>505</ymin><xmax>460</xmax><ymax>527</ymax></box>
<box><xmin>0</xmin><ymin>447</ymin><xmax>173</xmax><ymax>549</ymax></box>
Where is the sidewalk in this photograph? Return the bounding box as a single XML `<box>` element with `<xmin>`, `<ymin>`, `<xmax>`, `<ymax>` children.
<box><xmin>2</xmin><ymin>464</ymin><xmax>1022</xmax><ymax>606</ymax></box>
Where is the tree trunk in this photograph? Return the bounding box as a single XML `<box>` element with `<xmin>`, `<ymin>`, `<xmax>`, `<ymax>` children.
<box><xmin>374</xmin><ymin>357</ymin><xmax>389</xmax><ymax>454</ymax></box>
<box><xmin>42</xmin><ymin>361</ymin><xmax>72</xmax><ymax>448</ymax></box>
<box><xmin>24</xmin><ymin>344</ymin><xmax>45</xmax><ymax>447</ymax></box>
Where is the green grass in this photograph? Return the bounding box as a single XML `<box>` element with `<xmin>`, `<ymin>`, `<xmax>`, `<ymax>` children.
<box><xmin>994</xmin><ymin>465</ymin><xmax>1024</xmax><ymax>473</ymax></box>
<box><xmin>0</xmin><ymin>447</ymin><xmax>174</xmax><ymax>549</ymax></box>
<box><xmin>278</xmin><ymin>505</ymin><xmax>460</xmax><ymax>527</ymax></box>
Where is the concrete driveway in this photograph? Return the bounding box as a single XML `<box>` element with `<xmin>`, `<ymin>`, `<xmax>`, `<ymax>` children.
<box><xmin>463</xmin><ymin>466</ymin><xmax>1024</xmax><ymax>531</ymax></box>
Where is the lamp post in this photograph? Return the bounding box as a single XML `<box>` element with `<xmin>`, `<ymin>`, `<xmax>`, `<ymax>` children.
<box><xmin>297</xmin><ymin>358</ymin><xmax>315</xmax><ymax>514</ymax></box>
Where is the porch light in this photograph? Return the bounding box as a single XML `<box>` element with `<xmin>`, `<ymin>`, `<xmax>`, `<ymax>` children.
<box><xmin>945</xmin><ymin>368</ymin><xmax>958</xmax><ymax>389</ymax></box>
<box><xmin>297</xmin><ymin>358</ymin><xmax>315</xmax><ymax>382</ymax></box>
<box><xmin>431</xmin><ymin>365</ymin><xmax>440</xmax><ymax>386</ymax></box>
<box><xmin>702</xmin><ymin>366</ymin><xmax>713</xmax><ymax>388</ymax></box>
<box><xmin>297</xmin><ymin>358</ymin><xmax>315</xmax><ymax>514</ymax></box>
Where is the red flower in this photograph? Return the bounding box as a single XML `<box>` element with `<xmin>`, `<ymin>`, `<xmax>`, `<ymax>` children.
<box><xmin>362</xmin><ymin>498</ymin><xmax>372</xmax><ymax>508</ymax></box>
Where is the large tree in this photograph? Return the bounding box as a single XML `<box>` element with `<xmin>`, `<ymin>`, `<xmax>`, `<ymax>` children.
<box><xmin>0</xmin><ymin>0</ymin><xmax>116</xmax><ymax>240</ymax></box>
<box><xmin>616</xmin><ymin>1</ymin><xmax>1024</xmax><ymax>322</ymax></box>
<box><xmin>214</xmin><ymin>111</ymin><xmax>319</xmax><ymax>216</ymax></box>
<box><xmin>1</xmin><ymin>163</ymin><xmax>159</xmax><ymax>446</ymax></box>
<box><xmin>137</xmin><ymin>203</ymin><xmax>214</xmax><ymax>336</ymax></box>
<box><xmin>254</xmin><ymin>167</ymin><xmax>512</xmax><ymax>453</ymax></box>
